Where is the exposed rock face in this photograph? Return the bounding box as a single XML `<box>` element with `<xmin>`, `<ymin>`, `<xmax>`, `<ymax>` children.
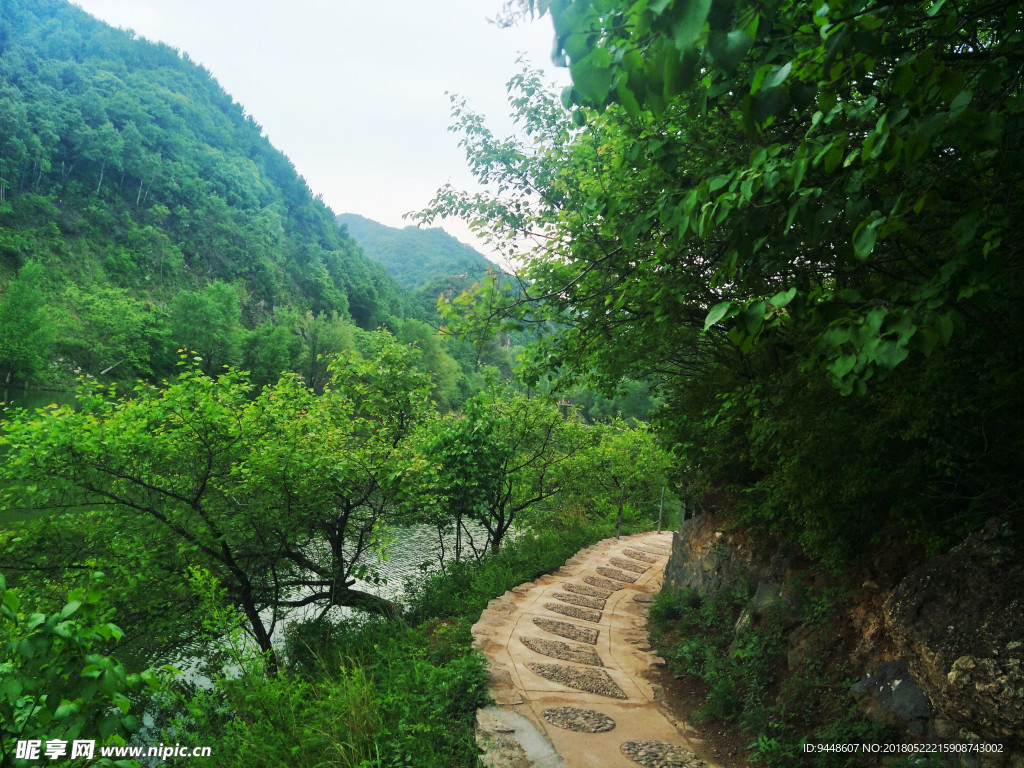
<box><xmin>884</xmin><ymin>518</ymin><xmax>1024</xmax><ymax>748</ymax></box>
<box><xmin>733</xmin><ymin>581</ymin><xmax>802</xmax><ymax>639</ymax></box>
<box><xmin>664</xmin><ymin>513</ymin><xmax>799</xmax><ymax>633</ymax></box>
<box><xmin>663</xmin><ymin>510</ymin><xmax>1024</xmax><ymax>764</ymax></box>
<box><xmin>663</xmin><ymin>514</ymin><xmax>749</xmax><ymax>599</ymax></box>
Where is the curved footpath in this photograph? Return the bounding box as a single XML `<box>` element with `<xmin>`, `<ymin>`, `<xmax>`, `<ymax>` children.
<box><xmin>472</xmin><ymin>531</ymin><xmax>719</xmax><ymax>768</ymax></box>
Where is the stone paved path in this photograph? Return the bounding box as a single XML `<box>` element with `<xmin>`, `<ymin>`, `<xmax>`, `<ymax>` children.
<box><xmin>472</xmin><ymin>532</ymin><xmax>718</xmax><ymax>768</ymax></box>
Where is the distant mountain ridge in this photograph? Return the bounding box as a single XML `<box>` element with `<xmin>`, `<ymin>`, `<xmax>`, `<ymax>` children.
<box><xmin>337</xmin><ymin>213</ymin><xmax>496</xmax><ymax>290</ymax></box>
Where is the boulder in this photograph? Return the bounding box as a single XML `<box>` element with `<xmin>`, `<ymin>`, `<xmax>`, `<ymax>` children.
<box><xmin>883</xmin><ymin>518</ymin><xmax>1024</xmax><ymax>747</ymax></box>
<box><xmin>851</xmin><ymin>658</ymin><xmax>934</xmax><ymax>736</ymax></box>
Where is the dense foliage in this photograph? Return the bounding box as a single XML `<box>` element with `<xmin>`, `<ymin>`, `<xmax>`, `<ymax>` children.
<box><xmin>648</xmin><ymin>586</ymin><xmax>892</xmax><ymax>766</ymax></box>
<box><xmin>1</xmin><ymin>328</ymin><xmax>676</xmax><ymax>659</ymax></box>
<box><xmin>161</xmin><ymin>518</ymin><xmax>623</xmax><ymax>768</ymax></box>
<box><xmin>422</xmin><ymin>0</ymin><xmax>1024</xmax><ymax>563</ymax></box>
<box><xmin>0</xmin><ymin>336</ymin><xmax>437</xmax><ymax>668</ymax></box>
<box><xmin>1</xmin><ymin>574</ymin><xmax>173</xmax><ymax>767</ymax></box>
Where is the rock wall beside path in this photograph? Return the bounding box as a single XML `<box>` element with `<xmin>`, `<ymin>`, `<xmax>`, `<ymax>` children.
<box><xmin>472</xmin><ymin>531</ymin><xmax>719</xmax><ymax>768</ymax></box>
<box><xmin>662</xmin><ymin>511</ymin><xmax>1024</xmax><ymax>766</ymax></box>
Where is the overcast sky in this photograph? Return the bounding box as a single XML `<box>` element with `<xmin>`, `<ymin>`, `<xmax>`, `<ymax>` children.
<box><xmin>70</xmin><ymin>0</ymin><xmax>570</xmax><ymax>261</ymax></box>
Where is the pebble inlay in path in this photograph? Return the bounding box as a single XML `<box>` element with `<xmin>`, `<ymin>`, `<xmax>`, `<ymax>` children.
<box><xmin>545</xmin><ymin>601</ymin><xmax>603</xmax><ymax>623</ymax></box>
<box><xmin>543</xmin><ymin>706</ymin><xmax>617</xmax><ymax>733</ymax></box>
<box><xmin>597</xmin><ymin>565</ymin><xmax>638</xmax><ymax>583</ymax></box>
<box><xmin>622</xmin><ymin>548</ymin><xmax>660</xmax><ymax>563</ymax></box>
<box><xmin>532</xmin><ymin>616</ymin><xmax>600</xmax><ymax>645</ymax></box>
<box><xmin>622</xmin><ymin>740</ymin><xmax>707</xmax><ymax>768</ymax></box>
<box><xmin>610</xmin><ymin>556</ymin><xmax>650</xmax><ymax>573</ymax></box>
<box><xmin>584</xmin><ymin>575</ymin><xmax>624</xmax><ymax>591</ymax></box>
<box><xmin>553</xmin><ymin>590</ymin><xmax>606</xmax><ymax>610</ymax></box>
<box><xmin>519</xmin><ymin>635</ymin><xmax>603</xmax><ymax>666</ymax></box>
<box><xmin>639</xmin><ymin>546</ymin><xmax>672</xmax><ymax>556</ymax></box>
<box><xmin>563</xmin><ymin>582</ymin><xmax>614</xmax><ymax>599</ymax></box>
<box><xmin>526</xmin><ymin>662</ymin><xmax>628</xmax><ymax>699</ymax></box>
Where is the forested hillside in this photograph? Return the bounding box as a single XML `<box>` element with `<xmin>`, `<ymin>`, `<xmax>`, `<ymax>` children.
<box><xmin>0</xmin><ymin>0</ymin><xmax>402</xmax><ymax>385</ymax></box>
<box><xmin>337</xmin><ymin>212</ymin><xmax>495</xmax><ymax>290</ymax></box>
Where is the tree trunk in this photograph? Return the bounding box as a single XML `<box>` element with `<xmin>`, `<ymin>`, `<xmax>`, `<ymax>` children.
<box><xmin>336</xmin><ymin>586</ymin><xmax>402</xmax><ymax>619</ymax></box>
<box><xmin>238</xmin><ymin>593</ymin><xmax>279</xmax><ymax>675</ymax></box>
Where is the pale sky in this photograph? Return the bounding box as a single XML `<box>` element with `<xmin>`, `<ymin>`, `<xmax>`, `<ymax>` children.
<box><xmin>70</xmin><ymin>0</ymin><xmax>570</xmax><ymax>262</ymax></box>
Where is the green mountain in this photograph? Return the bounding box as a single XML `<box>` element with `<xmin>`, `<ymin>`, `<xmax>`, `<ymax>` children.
<box><xmin>337</xmin><ymin>213</ymin><xmax>496</xmax><ymax>290</ymax></box>
<box><xmin>0</xmin><ymin>0</ymin><xmax>404</xmax><ymax>384</ymax></box>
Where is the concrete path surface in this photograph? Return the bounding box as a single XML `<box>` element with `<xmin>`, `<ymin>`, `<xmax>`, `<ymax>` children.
<box><xmin>472</xmin><ymin>531</ymin><xmax>718</xmax><ymax>768</ymax></box>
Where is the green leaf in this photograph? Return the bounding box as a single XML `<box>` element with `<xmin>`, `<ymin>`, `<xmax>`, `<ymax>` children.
<box><xmin>707</xmin><ymin>29</ymin><xmax>753</xmax><ymax>74</ymax></box>
<box><xmin>704</xmin><ymin>300</ymin><xmax>733</xmax><ymax>330</ymax></box>
<box><xmin>0</xmin><ymin>676</ymin><xmax>23</xmax><ymax>702</ymax></box>
<box><xmin>54</xmin><ymin>700</ymin><xmax>82</xmax><ymax>720</ymax></box>
<box><xmin>769</xmin><ymin>287</ymin><xmax>797</xmax><ymax>308</ymax></box>
<box><xmin>615</xmin><ymin>81</ymin><xmax>643</xmax><ymax>118</ymax></box>
<box><xmin>764</xmin><ymin>61</ymin><xmax>792</xmax><ymax>90</ymax></box>
<box><xmin>741</xmin><ymin>301</ymin><xmax>766</xmax><ymax>336</ymax></box>
<box><xmin>671</xmin><ymin>0</ymin><xmax>712</xmax><ymax>51</ymax></box>
<box><xmin>751</xmin><ymin>87</ymin><xmax>790</xmax><ymax>124</ymax></box>
<box><xmin>17</xmin><ymin>637</ymin><xmax>37</xmax><ymax>660</ymax></box>
<box><xmin>936</xmin><ymin>312</ymin><xmax>954</xmax><ymax>344</ymax></box>
<box><xmin>663</xmin><ymin>49</ymin><xmax>698</xmax><ymax>96</ymax></box>
<box><xmin>790</xmin><ymin>157</ymin><xmax>808</xmax><ymax>192</ymax></box>
<box><xmin>831</xmin><ymin>354</ymin><xmax>857</xmax><ymax>379</ymax></box>
<box><xmin>852</xmin><ymin>214</ymin><xmax>884</xmax><ymax>261</ymax></box>
<box><xmin>570</xmin><ymin>47</ymin><xmax>614</xmax><ymax>104</ymax></box>
<box><xmin>948</xmin><ymin>89</ymin><xmax>972</xmax><ymax>119</ymax></box>
<box><xmin>873</xmin><ymin>341</ymin><xmax>909</xmax><ymax>370</ymax></box>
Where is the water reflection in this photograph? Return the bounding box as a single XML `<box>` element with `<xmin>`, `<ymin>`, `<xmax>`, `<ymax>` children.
<box><xmin>0</xmin><ymin>388</ymin><xmax>78</xmax><ymax>412</ymax></box>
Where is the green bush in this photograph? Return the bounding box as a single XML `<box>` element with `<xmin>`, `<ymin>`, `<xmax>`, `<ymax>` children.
<box><xmin>1</xmin><ymin>574</ymin><xmax>172</xmax><ymax>768</ymax></box>
<box><xmin>648</xmin><ymin>589</ymin><xmax>701</xmax><ymax>624</ymax></box>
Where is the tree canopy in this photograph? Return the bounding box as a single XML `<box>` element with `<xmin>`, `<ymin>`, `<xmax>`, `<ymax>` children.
<box><xmin>0</xmin><ymin>336</ymin><xmax>434</xmax><ymax>668</ymax></box>
<box><xmin>422</xmin><ymin>0</ymin><xmax>1023</xmax><ymax>562</ymax></box>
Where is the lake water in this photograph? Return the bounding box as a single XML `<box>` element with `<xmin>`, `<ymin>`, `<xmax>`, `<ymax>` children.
<box><xmin>0</xmin><ymin>388</ymin><xmax>79</xmax><ymax>411</ymax></box>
